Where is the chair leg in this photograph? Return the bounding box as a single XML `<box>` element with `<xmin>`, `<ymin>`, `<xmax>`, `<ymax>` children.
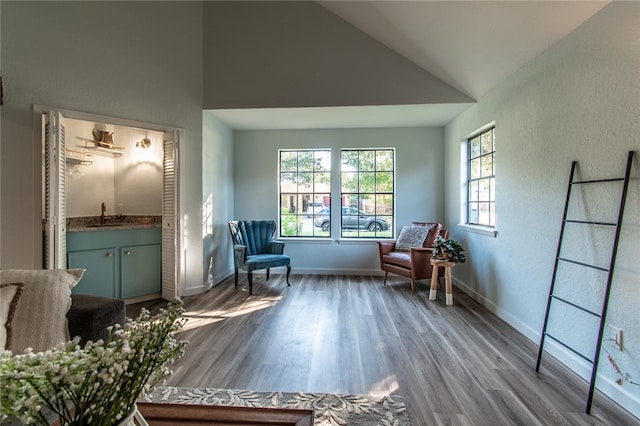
<box><xmin>234</xmin><ymin>268</ymin><xmax>238</xmax><ymax>287</ymax></box>
<box><xmin>410</xmin><ymin>279</ymin><xmax>416</xmax><ymax>295</ymax></box>
<box><xmin>383</xmin><ymin>271</ymin><xmax>389</xmax><ymax>285</ymax></box>
<box><xmin>266</xmin><ymin>268</ymin><xmax>270</xmax><ymax>280</ymax></box>
<box><xmin>286</xmin><ymin>265</ymin><xmax>291</xmax><ymax>286</ymax></box>
<box><xmin>248</xmin><ymin>271</ymin><xmax>253</xmax><ymax>295</ymax></box>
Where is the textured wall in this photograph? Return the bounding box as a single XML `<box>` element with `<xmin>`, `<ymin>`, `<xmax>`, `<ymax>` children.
<box><xmin>201</xmin><ymin>112</ymin><xmax>235</xmax><ymax>293</ymax></box>
<box><xmin>444</xmin><ymin>2</ymin><xmax>640</xmax><ymax>416</ymax></box>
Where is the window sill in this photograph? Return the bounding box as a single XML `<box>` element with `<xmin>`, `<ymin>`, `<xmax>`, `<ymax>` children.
<box><xmin>278</xmin><ymin>237</ymin><xmax>333</xmax><ymax>244</ymax></box>
<box><xmin>458</xmin><ymin>224</ymin><xmax>497</xmax><ymax>238</ymax></box>
<box><xmin>337</xmin><ymin>238</ymin><xmax>388</xmax><ymax>244</ymax></box>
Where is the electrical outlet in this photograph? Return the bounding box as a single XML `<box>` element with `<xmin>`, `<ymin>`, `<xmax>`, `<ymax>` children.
<box><xmin>608</xmin><ymin>325</ymin><xmax>623</xmax><ymax>351</ymax></box>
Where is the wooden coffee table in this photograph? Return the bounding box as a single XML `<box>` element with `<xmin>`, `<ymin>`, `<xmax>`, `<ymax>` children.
<box><xmin>136</xmin><ymin>402</ymin><xmax>314</xmax><ymax>425</ymax></box>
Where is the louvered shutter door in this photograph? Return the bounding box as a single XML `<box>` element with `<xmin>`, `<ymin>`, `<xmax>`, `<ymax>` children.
<box><xmin>44</xmin><ymin>111</ymin><xmax>66</xmax><ymax>269</ymax></box>
<box><xmin>162</xmin><ymin>131</ymin><xmax>180</xmax><ymax>300</ymax></box>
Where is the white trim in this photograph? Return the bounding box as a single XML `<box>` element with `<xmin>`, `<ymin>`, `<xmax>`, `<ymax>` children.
<box><xmin>336</xmin><ymin>238</ymin><xmax>383</xmax><ymax>245</ymax></box>
<box><xmin>124</xmin><ymin>293</ymin><xmax>161</xmax><ymax>305</ymax></box>
<box><xmin>238</xmin><ymin>268</ymin><xmax>386</xmax><ymax>276</ymax></box>
<box><xmin>469</xmin><ymin>121</ymin><xmax>496</xmax><ymax>138</ymax></box>
<box><xmin>458</xmin><ymin>223</ymin><xmax>497</xmax><ymax>238</ymax></box>
<box><xmin>278</xmin><ymin>238</ymin><xmax>334</xmax><ymax>244</ymax></box>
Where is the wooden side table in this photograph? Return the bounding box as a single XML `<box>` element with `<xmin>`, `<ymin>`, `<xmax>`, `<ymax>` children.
<box><xmin>429</xmin><ymin>259</ymin><xmax>456</xmax><ymax>305</ymax></box>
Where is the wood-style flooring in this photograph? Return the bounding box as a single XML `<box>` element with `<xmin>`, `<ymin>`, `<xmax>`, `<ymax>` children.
<box><xmin>127</xmin><ymin>274</ymin><xmax>638</xmax><ymax>425</ymax></box>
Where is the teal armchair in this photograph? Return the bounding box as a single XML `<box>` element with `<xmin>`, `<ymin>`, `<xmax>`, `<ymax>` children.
<box><xmin>228</xmin><ymin>220</ymin><xmax>291</xmax><ymax>295</ymax></box>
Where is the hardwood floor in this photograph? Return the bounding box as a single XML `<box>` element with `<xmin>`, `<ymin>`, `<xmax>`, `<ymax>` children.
<box><xmin>128</xmin><ymin>274</ymin><xmax>638</xmax><ymax>425</ymax></box>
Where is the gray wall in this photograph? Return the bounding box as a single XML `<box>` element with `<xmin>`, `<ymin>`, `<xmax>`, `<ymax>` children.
<box><xmin>444</xmin><ymin>2</ymin><xmax>640</xmax><ymax>415</ymax></box>
<box><xmin>232</xmin><ymin>127</ymin><xmax>444</xmax><ymax>274</ymax></box>
<box><xmin>202</xmin><ymin>1</ymin><xmax>471</xmax><ymax>109</ymax></box>
<box><xmin>0</xmin><ymin>1</ymin><xmax>205</xmax><ymax>290</ymax></box>
<box><xmin>201</xmin><ymin>112</ymin><xmax>235</xmax><ymax>293</ymax></box>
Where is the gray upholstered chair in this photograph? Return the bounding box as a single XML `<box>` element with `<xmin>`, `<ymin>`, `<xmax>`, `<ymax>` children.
<box><xmin>228</xmin><ymin>220</ymin><xmax>291</xmax><ymax>295</ymax></box>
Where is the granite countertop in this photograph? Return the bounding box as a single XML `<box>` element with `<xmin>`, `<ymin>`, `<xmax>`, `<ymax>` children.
<box><xmin>68</xmin><ymin>223</ymin><xmax>162</xmax><ymax>232</ymax></box>
<box><xmin>67</xmin><ymin>215</ymin><xmax>162</xmax><ymax>232</ymax></box>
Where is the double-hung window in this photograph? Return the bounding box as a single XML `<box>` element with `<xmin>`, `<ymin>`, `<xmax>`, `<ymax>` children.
<box><xmin>279</xmin><ymin>149</ymin><xmax>331</xmax><ymax>237</ymax></box>
<box><xmin>467</xmin><ymin>127</ymin><xmax>496</xmax><ymax>227</ymax></box>
<box><xmin>340</xmin><ymin>149</ymin><xmax>394</xmax><ymax>238</ymax></box>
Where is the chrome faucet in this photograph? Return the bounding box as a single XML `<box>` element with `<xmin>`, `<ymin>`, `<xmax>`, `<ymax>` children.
<box><xmin>100</xmin><ymin>202</ymin><xmax>111</xmax><ymax>225</ymax></box>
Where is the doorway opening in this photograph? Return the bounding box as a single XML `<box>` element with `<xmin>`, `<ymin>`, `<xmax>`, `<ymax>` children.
<box><xmin>39</xmin><ymin>107</ymin><xmax>183</xmax><ymax>300</ymax></box>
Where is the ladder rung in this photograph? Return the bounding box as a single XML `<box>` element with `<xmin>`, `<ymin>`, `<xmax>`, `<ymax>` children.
<box><xmin>557</xmin><ymin>257</ymin><xmax>609</xmax><ymax>272</ymax></box>
<box><xmin>545</xmin><ymin>333</ymin><xmax>593</xmax><ymax>364</ymax></box>
<box><xmin>550</xmin><ymin>295</ymin><xmax>601</xmax><ymax>318</ymax></box>
<box><xmin>572</xmin><ymin>177</ymin><xmax>624</xmax><ymax>184</ymax></box>
<box><xmin>564</xmin><ymin>219</ymin><xmax>617</xmax><ymax>226</ymax></box>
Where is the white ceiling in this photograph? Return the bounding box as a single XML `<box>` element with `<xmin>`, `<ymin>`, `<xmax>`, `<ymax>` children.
<box><xmin>209</xmin><ymin>1</ymin><xmax>609</xmax><ymax>131</ymax></box>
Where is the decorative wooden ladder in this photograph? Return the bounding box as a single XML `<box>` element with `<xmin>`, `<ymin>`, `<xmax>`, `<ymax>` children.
<box><xmin>535</xmin><ymin>151</ymin><xmax>634</xmax><ymax>414</ymax></box>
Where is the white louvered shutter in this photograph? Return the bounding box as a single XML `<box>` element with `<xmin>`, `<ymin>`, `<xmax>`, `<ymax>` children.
<box><xmin>162</xmin><ymin>131</ymin><xmax>180</xmax><ymax>300</ymax></box>
<box><xmin>44</xmin><ymin>111</ymin><xmax>66</xmax><ymax>269</ymax></box>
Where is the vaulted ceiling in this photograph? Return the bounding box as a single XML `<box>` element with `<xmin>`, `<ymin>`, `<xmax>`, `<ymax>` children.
<box><xmin>209</xmin><ymin>1</ymin><xmax>610</xmax><ymax>130</ymax></box>
<box><xmin>319</xmin><ymin>1</ymin><xmax>609</xmax><ymax>100</ymax></box>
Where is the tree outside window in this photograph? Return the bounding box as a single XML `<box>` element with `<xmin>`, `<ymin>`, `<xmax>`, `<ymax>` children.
<box><xmin>279</xmin><ymin>150</ymin><xmax>331</xmax><ymax>237</ymax></box>
<box><xmin>340</xmin><ymin>149</ymin><xmax>394</xmax><ymax>238</ymax></box>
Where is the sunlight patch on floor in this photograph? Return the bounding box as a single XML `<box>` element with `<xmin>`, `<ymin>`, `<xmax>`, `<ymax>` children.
<box><xmin>368</xmin><ymin>374</ymin><xmax>400</xmax><ymax>397</ymax></box>
<box><xmin>176</xmin><ymin>296</ymin><xmax>283</xmax><ymax>333</ymax></box>
<box><xmin>222</xmin><ymin>296</ymin><xmax>282</xmax><ymax>318</ymax></box>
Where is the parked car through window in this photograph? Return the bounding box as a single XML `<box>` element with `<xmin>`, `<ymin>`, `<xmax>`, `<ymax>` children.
<box><xmin>314</xmin><ymin>206</ymin><xmax>391</xmax><ymax>233</ymax></box>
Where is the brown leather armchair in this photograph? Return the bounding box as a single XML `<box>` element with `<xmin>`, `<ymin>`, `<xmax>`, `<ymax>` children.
<box><xmin>378</xmin><ymin>222</ymin><xmax>448</xmax><ymax>294</ymax></box>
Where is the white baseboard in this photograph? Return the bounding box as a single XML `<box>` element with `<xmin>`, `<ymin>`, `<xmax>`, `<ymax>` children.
<box><xmin>246</xmin><ymin>267</ymin><xmax>384</xmax><ymax>276</ymax></box>
<box><xmin>124</xmin><ymin>292</ymin><xmax>161</xmax><ymax>305</ymax></box>
<box><xmin>453</xmin><ymin>276</ymin><xmax>640</xmax><ymax>419</ymax></box>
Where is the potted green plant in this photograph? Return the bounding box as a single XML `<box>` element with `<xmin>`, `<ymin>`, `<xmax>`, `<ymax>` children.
<box><xmin>432</xmin><ymin>236</ymin><xmax>466</xmax><ymax>263</ymax></box>
<box><xmin>1</xmin><ymin>299</ymin><xmax>187</xmax><ymax>425</ymax></box>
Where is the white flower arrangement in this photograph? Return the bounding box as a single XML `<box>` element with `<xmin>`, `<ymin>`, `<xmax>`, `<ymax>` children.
<box><xmin>1</xmin><ymin>299</ymin><xmax>187</xmax><ymax>425</ymax></box>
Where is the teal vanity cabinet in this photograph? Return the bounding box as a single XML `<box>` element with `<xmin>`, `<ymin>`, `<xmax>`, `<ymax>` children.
<box><xmin>67</xmin><ymin>227</ymin><xmax>161</xmax><ymax>299</ymax></box>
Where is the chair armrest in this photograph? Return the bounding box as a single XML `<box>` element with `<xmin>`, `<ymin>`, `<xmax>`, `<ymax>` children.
<box><xmin>377</xmin><ymin>241</ymin><xmax>397</xmax><ymax>257</ymax></box>
<box><xmin>409</xmin><ymin>247</ymin><xmax>435</xmax><ymax>278</ymax></box>
<box><xmin>410</xmin><ymin>247</ymin><xmax>434</xmax><ymax>262</ymax></box>
<box><xmin>233</xmin><ymin>244</ymin><xmax>247</xmax><ymax>266</ymax></box>
<box><xmin>268</xmin><ymin>241</ymin><xmax>285</xmax><ymax>254</ymax></box>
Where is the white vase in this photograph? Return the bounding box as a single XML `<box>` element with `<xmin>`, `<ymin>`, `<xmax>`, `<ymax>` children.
<box><xmin>117</xmin><ymin>404</ymin><xmax>149</xmax><ymax>426</ymax></box>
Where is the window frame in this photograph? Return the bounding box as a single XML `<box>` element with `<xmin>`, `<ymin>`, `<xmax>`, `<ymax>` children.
<box><xmin>278</xmin><ymin>149</ymin><xmax>332</xmax><ymax>238</ymax></box>
<box><xmin>466</xmin><ymin>126</ymin><xmax>496</xmax><ymax>228</ymax></box>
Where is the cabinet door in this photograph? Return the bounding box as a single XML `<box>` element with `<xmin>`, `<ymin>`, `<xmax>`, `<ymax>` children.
<box><xmin>120</xmin><ymin>244</ymin><xmax>161</xmax><ymax>298</ymax></box>
<box><xmin>68</xmin><ymin>248</ymin><xmax>117</xmax><ymax>298</ymax></box>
